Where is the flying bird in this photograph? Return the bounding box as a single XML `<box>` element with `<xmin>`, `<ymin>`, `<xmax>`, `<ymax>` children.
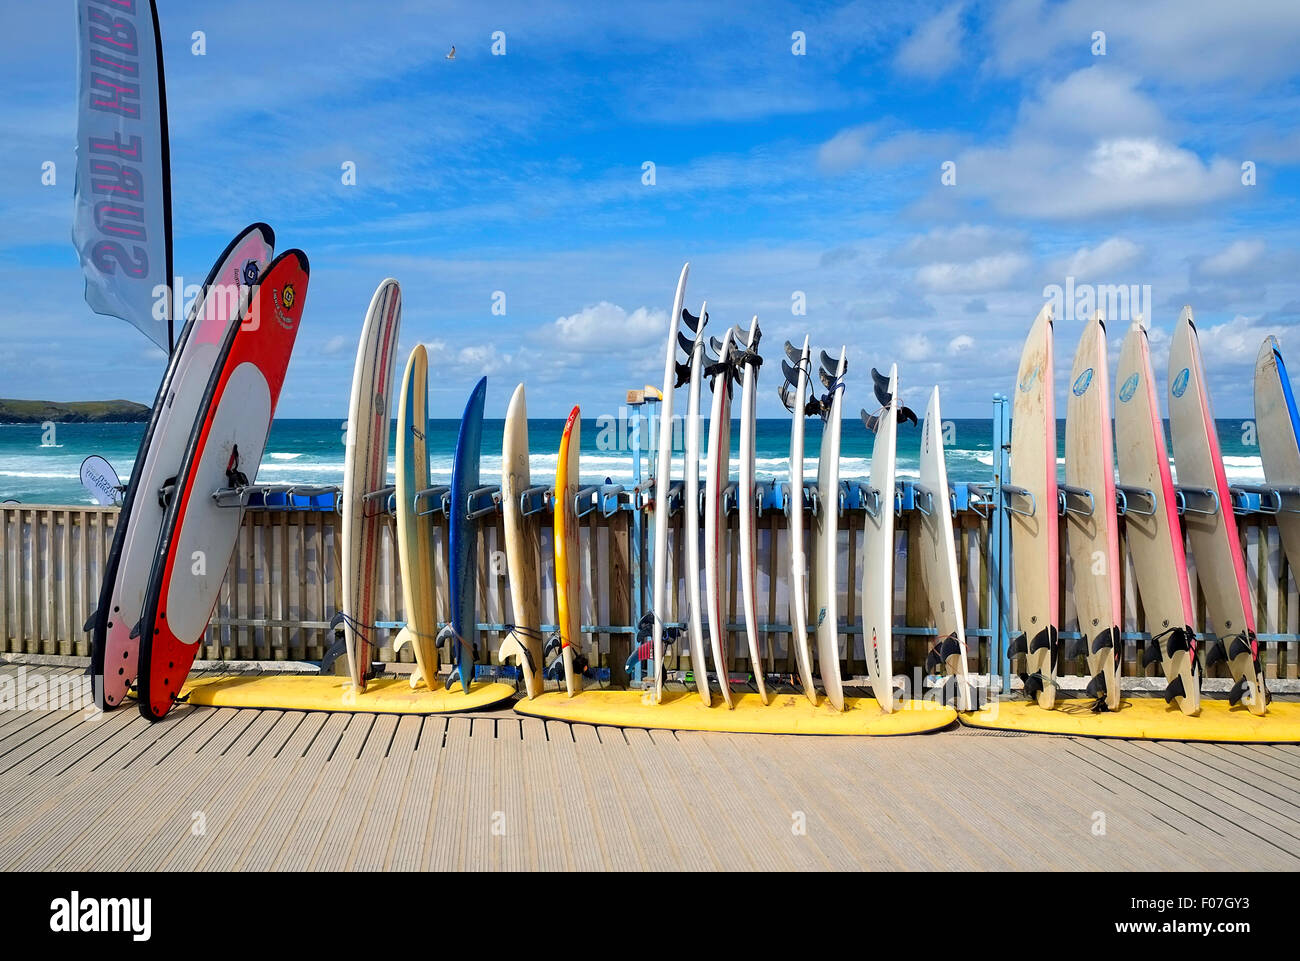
<box><xmin>446</xmin><ymin>45</ymin><xmax>456</xmax><ymax>60</ymax></box>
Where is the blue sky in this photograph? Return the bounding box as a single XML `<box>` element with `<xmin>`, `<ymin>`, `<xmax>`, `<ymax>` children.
<box><xmin>4</xmin><ymin>0</ymin><xmax>1300</xmax><ymax>417</ymax></box>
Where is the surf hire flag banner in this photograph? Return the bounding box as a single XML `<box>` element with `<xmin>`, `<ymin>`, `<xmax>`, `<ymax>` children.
<box><xmin>71</xmin><ymin>0</ymin><xmax>175</xmax><ymax>352</ymax></box>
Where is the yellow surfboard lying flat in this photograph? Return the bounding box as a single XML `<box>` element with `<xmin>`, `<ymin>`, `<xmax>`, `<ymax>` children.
<box><xmin>961</xmin><ymin>697</ymin><xmax>1300</xmax><ymax>742</ymax></box>
<box><xmin>514</xmin><ymin>689</ymin><xmax>956</xmax><ymax>735</ymax></box>
<box><xmin>180</xmin><ymin>674</ymin><xmax>515</xmax><ymax>714</ymax></box>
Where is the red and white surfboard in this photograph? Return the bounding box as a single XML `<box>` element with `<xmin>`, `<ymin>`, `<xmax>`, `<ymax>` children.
<box><xmin>136</xmin><ymin>249</ymin><xmax>309</xmax><ymax>720</ymax></box>
<box><xmin>90</xmin><ymin>223</ymin><xmax>274</xmax><ymax>710</ymax></box>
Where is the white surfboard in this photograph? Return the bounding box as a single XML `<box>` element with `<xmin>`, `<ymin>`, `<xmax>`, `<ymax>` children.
<box><xmin>681</xmin><ymin>303</ymin><xmax>712</xmax><ymax>705</ymax></box>
<box><xmin>1114</xmin><ymin>319</ymin><xmax>1200</xmax><ymax>714</ymax></box>
<box><xmin>1254</xmin><ymin>336</ymin><xmax>1300</xmax><ymax>582</ymax></box>
<box><xmin>651</xmin><ymin>263</ymin><xmax>690</xmax><ymax>703</ymax></box>
<box><xmin>1169</xmin><ymin>308</ymin><xmax>1268</xmax><ymax>714</ymax></box>
<box><xmin>340</xmin><ymin>279</ymin><xmax>402</xmax><ymax>690</ymax></box>
<box><xmin>394</xmin><ymin>344</ymin><xmax>439</xmax><ymax>690</ymax></box>
<box><xmin>779</xmin><ymin>336</ymin><xmax>817</xmax><ymax>705</ymax></box>
<box><xmin>499</xmin><ymin>383</ymin><xmax>543</xmax><ymax>699</ymax></box>
<box><xmin>859</xmin><ymin>364</ymin><xmax>907</xmax><ymax>713</ymax></box>
<box><xmin>1009</xmin><ymin>304</ymin><xmax>1059</xmax><ymax>709</ymax></box>
<box><xmin>915</xmin><ymin>386</ymin><xmax>971</xmax><ymax>711</ymax></box>
<box><xmin>813</xmin><ymin>347</ymin><xmax>847</xmax><ymax>711</ymax></box>
<box><xmin>705</xmin><ymin>329</ymin><xmax>736</xmax><ymax>708</ymax></box>
<box><xmin>735</xmin><ymin>317</ymin><xmax>769</xmax><ymax>704</ymax></box>
<box><xmin>1063</xmin><ymin>315</ymin><xmax>1123</xmax><ymax>711</ymax></box>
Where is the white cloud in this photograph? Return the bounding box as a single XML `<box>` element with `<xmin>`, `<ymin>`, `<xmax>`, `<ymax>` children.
<box><xmin>1196</xmin><ymin>240</ymin><xmax>1266</xmax><ymax>278</ymax></box>
<box><xmin>949</xmin><ymin>334</ymin><xmax>975</xmax><ymax>353</ymax></box>
<box><xmin>916</xmin><ymin>253</ymin><xmax>1030</xmax><ymax>293</ymax></box>
<box><xmin>322</xmin><ymin>335</ymin><xmax>348</xmax><ymax>355</ymax></box>
<box><xmin>553</xmin><ymin>302</ymin><xmax>667</xmax><ymax>351</ymax></box>
<box><xmin>1056</xmin><ymin>237</ymin><xmax>1143</xmax><ymax>280</ymax></box>
<box><xmin>817</xmin><ymin>123</ymin><xmax>878</xmax><ymax>174</ymax></box>
<box><xmin>895</xmin><ymin>4</ymin><xmax>965</xmax><ymax>79</ymax></box>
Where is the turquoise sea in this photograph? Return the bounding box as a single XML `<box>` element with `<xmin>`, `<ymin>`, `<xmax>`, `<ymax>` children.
<box><xmin>0</xmin><ymin>415</ymin><xmax>1266</xmax><ymax>507</ymax></box>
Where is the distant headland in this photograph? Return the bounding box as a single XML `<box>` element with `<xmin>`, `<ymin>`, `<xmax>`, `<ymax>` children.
<box><xmin>0</xmin><ymin>399</ymin><xmax>150</xmax><ymax>424</ymax></box>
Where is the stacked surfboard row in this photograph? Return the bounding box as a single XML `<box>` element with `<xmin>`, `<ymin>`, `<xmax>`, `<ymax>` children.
<box><xmin>1007</xmin><ymin>306</ymin><xmax>1298</xmax><ymax>718</ymax></box>
<box><xmin>336</xmin><ymin>264</ymin><xmax>970</xmax><ymax>719</ymax></box>
<box><xmin>87</xmin><ymin>224</ymin><xmax>310</xmax><ymax>721</ymax></box>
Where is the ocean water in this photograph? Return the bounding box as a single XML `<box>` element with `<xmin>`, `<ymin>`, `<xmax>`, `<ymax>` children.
<box><xmin>0</xmin><ymin>415</ymin><xmax>1264</xmax><ymax>506</ymax></box>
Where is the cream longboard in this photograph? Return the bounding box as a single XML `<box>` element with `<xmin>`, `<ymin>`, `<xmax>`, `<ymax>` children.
<box><xmin>859</xmin><ymin>364</ymin><xmax>914</xmax><ymax>713</ymax></box>
<box><xmin>1169</xmin><ymin>309</ymin><xmax>1268</xmax><ymax>714</ymax></box>
<box><xmin>1063</xmin><ymin>316</ymin><xmax>1122</xmax><ymax>711</ymax></box>
<box><xmin>778</xmin><ymin>336</ymin><xmax>817</xmax><ymax>704</ymax></box>
<box><xmin>813</xmin><ymin>347</ymin><xmax>848</xmax><ymax>711</ymax></box>
<box><xmin>394</xmin><ymin>345</ymin><xmax>440</xmax><ymax>689</ymax></box>
<box><xmin>915</xmin><ymin>386</ymin><xmax>972</xmax><ymax>711</ymax></box>
<box><xmin>1114</xmin><ymin>320</ymin><xmax>1200</xmax><ymax>714</ymax></box>
<box><xmin>498</xmin><ymin>384</ymin><xmax>544</xmax><ymax>699</ymax></box>
<box><xmin>704</xmin><ymin>329</ymin><xmax>736</xmax><ymax>708</ymax></box>
<box><xmin>650</xmin><ymin>264</ymin><xmax>690</xmax><ymax>703</ymax></box>
<box><xmin>1254</xmin><ymin>337</ymin><xmax>1300</xmax><ymax>581</ymax></box>
<box><xmin>735</xmin><ymin>317</ymin><xmax>769</xmax><ymax>704</ymax></box>
<box><xmin>679</xmin><ymin>303</ymin><xmax>712</xmax><ymax>705</ymax></box>
<box><xmin>1008</xmin><ymin>305</ymin><xmax>1059</xmax><ymax>709</ymax></box>
<box><xmin>340</xmin><ymin>279</ymin><xmax>402</xmax><ymax>691</ymax></box>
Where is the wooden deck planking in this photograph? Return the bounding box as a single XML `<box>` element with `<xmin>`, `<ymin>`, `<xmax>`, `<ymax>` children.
<box><xmin>2</xmin><ymin>667</ymin><xmax>1300</xmax><ymax>871</ymax></box>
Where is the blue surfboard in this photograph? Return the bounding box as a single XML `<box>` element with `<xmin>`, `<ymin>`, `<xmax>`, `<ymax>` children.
<box><xmin>1272</xmin><ymin>338</ymin><xmax>1300</xmax><ymax>448</ymax></box>
<box><xmin>446</xmin><ymin>377</ymin><xmax>487</xmax><ymax>692</ymax></box>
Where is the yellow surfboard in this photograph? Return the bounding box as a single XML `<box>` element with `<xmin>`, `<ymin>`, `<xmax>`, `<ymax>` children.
<box><xmin>554</xmin><ymin>406</ymin><xmax>585</xmax><ymax>697</ymax></box>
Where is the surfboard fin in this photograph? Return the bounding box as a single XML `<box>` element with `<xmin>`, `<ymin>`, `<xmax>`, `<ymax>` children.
<box><xmin>860</xmin><ymin>409</ymin><xmax>881</xmax><ymax>434</ymax></box>
<box><xmin>83</xmin><ymin>610</ymin><xmax>99</xmax><ymax>633</ymax></box>
<box><xmin>393</xmin><ymin>625</ymin><xmax>413</xmax><ymax>654</ymax></box>
<box><xmin>870</xmin><ymin>368</ymin><xmax>893</xmax><ymax>408</ymax></box>
<box><xmin>128</xmin><ymin>620</ymin><xmax>142</xmax><ymax>640</ymax></box>
<box><xmin>781</xmin><ymin>359</ymin><xmax>800</xmax><ymax>386</ymax></box>
<box><xmin>1028</xmin><ymin>629</ymin><xmax>1052</xmax><ymax>654</ymax></box>
<box><xmin>319</xmin><ymin>633</ymin><xmax>348</xmax><ymax>674</ymax></box>
<box><xmin>897</xmin><ymin>406</ymin><xmax>918</xmax><ymax>427</ymax></box>
<box><xmin>1163</xmin><ymin>675</ymin><xmax>1186</xmax><ymax>703</ymax></box>
<box><xmin>1166</xmin><ymin>628</ymin><xmax>1191</xmax><ymax>656</ymax></box>
<box><xmin>409</xmin><ymin>666</ymin><xmax>423</xmax><ymax>690</ymax></box>
<box><xmin>820</xmin><ymin>367</ymin><xmax>838</xmax><ymax>391</ymax></box>
<box><xmin>1007</xmin><ymin>634</ymin><xmax>1028</xmax><ymax>658</ymax></box>
<box><xmin>497</xmin><ymin>630</ymin><xmax>534</xmax><ymax>674</ymax></box>
<box><xmin>1092</xmin><ymin>626</ymin><xmax>1119</xmax><ymax>655</ymax></box>
<box><xmin>819</xmin><ymin>350</ymin><xmax>839</xmax><ymax>376</ymax></box>
<box><xmin>1085</xmin><ymin>671</ymin><xmax>1107</xmax><ymax>699</ymax></box>
<box><xmin>1227</xmin><ymin>635</ymin><xmax>1253</xmax><ymax>661</ymax></box>
<box><xmin>681</xmin><ymin>307</ymin><xmax>706</xmax><ymax>332</ymax></box>
<box><xmin>1021</xmin><ymin>672</ymin><xmax>1044</xmax><ymax>700</ymax></box>
<box><xmin>783</xmin><ymin>341</ymin><xmax>803</xmax><ymax>366</ymax></box>
<box><xmin>1228</xmin><ymin>676</ymin><xmax>1249</xmax><ymax>706</ymax></box>
<box><xmin>780</xmin><ymin>383</ymin><xmax>801</xmax><ymax>414</ymax></box>
<box><xmin>1205</xmin><ymin>639</ymin><xmax>1228</xmax><ymax>668</ymax></box>
<box><xmin>676</xmin><ymin>330</ymin><xmax>696</xmax><ymax>355</ymax></box>
<box><xmin>1142</xmin><ymin>639</ymin><xmax>1163</xmax><ymax>668</ymax></box>
<box><xmin>709</xmin><ymin>335</ymin><xmax>727</xmax><ymax>355</ymax></box>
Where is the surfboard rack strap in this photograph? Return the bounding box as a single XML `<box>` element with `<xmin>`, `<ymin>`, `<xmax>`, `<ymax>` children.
<box><xmin>360</xmin><ymin>485</ymin><xmax>397</xmax><ymax>518</ymax></box>
<box><xmin>1058</xmin><ymin>483</ymin><xmax>1095</xmax><ymax>517</ymax></box>
<box><xmin>1115</xmin><ymin>484</ymin><xmax>1156</xmax><ymax>517</ymax></box>
<box><xmin>212</xmin><ymin>483</ymin><xmax>340</xmax><ymax>511</ymax></box>
<box><xmin>965</xmin><ymin>484</ymin><xmax>996</xmax><ymax>519</ymax></box>
<box><xmin>573</xmin><ymin>484</ymin><xmax>603</xmax><ymax>519</ymax></box>
<box><xmin>599</xmin><ymin>484</ymin><xmax>625</xmax><ymax>518</ymax></box>
<box><xmin>414</xmin><ymin>485</ymin><xmax>450</xmax><ymax>517</ymax></box>
<box><xmin>1229</xmin><ymin>484</ymin><xmax>1288</xmax><ymax>515</ymax></box>
<box><xmin>465</xmin><ymin>485</ymin><xmax>501</xmax><ymax>519</ymax></box>
<box><xmin>999</xmin><ymin>484</ymin><xmax>1037</xmax><ymax>517</ymax></box>
<box><xmin>1174</xmin><ymin>485</ymin><xmax>1219</xmax><ymax>517</ymax></box>
<box><xmin>721</xmin><ymin>481</ymin><xmax>739</xmax><ymax>514</ymax></box>
<box><xmin>517</xmin><ymin>484</ymin><xmax>550</xmax><ymax>516</ymax></box>
<box><xmin>910</xmin><ymin>482</ymin><xmax>934</xmax><ymax>517</ymax></box>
